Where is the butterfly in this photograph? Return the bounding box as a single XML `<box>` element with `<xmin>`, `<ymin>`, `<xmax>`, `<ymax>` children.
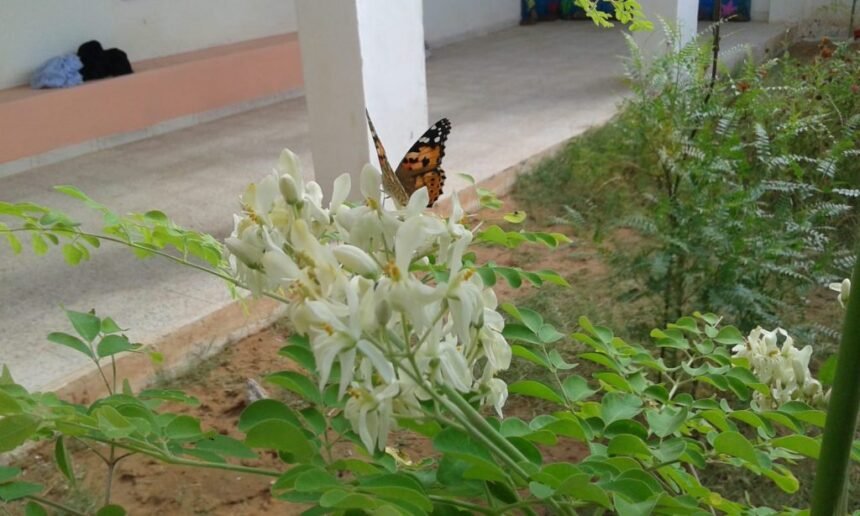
<box><xmin>365</xmin><ymin>110</ymin><xmax>451</xmax><ymax>208</ymax></box>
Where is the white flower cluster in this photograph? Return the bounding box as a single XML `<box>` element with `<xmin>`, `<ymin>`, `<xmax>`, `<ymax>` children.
<box><xmin>225</xmin><ymin>150</ymin><xmax>511</xmax><ymax>451</ymax></box>
<box><xmin>732</xmin><ymin>327</ymin><xmax>829</xmax><ymax>409</ymax></box>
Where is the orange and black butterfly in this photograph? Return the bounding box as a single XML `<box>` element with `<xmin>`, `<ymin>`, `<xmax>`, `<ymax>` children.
<box><xmin>366</xmin><ymin>110</ymin><xmax>451</xmax><ymax>208</ymax></box>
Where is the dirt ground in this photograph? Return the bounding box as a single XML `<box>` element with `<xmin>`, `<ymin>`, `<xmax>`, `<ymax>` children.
<box><xmin>11</xmin><ymin>198</ymin><xmax>597</xmax><ymax>515</ymax></box>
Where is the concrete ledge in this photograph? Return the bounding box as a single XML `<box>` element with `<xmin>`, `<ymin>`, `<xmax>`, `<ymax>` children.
<box><xmin>0</xmin><ymin>33</ymin><xmax>303</xmax><ymax>167</ymax></box>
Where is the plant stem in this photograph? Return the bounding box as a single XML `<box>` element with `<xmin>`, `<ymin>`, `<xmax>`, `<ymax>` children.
<box><xmin>429</xmin><ymin>495</ymin><xmax>495</xmax><ymax>515</ymax></box>
<box><xmin>24</xmin><ymin>495</ymin><xmax>88</xmax><ymax>516</ymax></box>
<box><xmin>705</xmin><ymin>1</ymin><xmax>722</xmax><ymax>105</ymax></box>
<box><xmin>64</xmin><ymin>427</ymin><xmax>284</xmax><ymax>479</ymax></box>
<box><xmin>104</xmin><ymin>445</ymin><xmax>116</xmax><ymax>506</ymax></box>
<box><xmin>850</xmin><ymin>0</ymin><xmax>857</xmax><ymax>41</ymax></box>
<box><xmin>810</xmin><ymin>253</ymin><xmax>860</xmax><ymax>516</ymax></box>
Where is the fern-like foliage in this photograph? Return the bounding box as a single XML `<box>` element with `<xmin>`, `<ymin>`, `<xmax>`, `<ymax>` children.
<box><xmin>605</xmin><ymin>29</ymin><xmax>859</xmax><ymax>333</ymax></box>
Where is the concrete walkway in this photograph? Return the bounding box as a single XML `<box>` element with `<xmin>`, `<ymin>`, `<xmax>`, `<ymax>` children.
<box><xmin>0</xmin><ymin>22</ymin><xmax>788</xmax><ymax>392</ymax></box>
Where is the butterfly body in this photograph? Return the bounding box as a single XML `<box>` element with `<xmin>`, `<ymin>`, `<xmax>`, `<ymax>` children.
<box><xmin>366</xmin><ymin>110</ymin><xmax>450</xmax><ymax>208</ymax></box>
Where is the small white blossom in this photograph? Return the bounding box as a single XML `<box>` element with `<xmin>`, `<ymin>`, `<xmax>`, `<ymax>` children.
<box><xmin>828</xmin><ymin>278</ymin><xmax>851</xmax><ymax>308</ymax></box>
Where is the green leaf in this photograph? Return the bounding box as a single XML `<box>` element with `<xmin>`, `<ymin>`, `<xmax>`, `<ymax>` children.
<box><xmin>555</xmin><ymin>474</ymin><xmax>611</xmax><ymax>508</ymax></box>
<box><xmin>95</xmin><ymin>505</ymin><xmax>127</xmax><ymax>516</ymax></box>
<box><xmin>433</xmin><ymin>427</ymin><xmax>508</xmax><ymax>483</ymax></box>
<box><xmin>244</xmin><ymin>420</ymin><xmax>315</xmax><ymax>461</ymax></box>
<box><xmin>562</xmin><ymin>375</ymin><xmax>596</xmax><ymax>402</ymax></box>
<box><xmin>300</xmin><ymin>407</ymin><xmax>327</xmax><ymax>435</ymax></box>
<box><xmin>94</xmin><ymin>406</ymin><xmax>135</xmax><ymax>439</ymax></box>
<box><xmin>97</xmin><ymin>335</ymin><xmax>137</xmax><ymax>357</ymax></box>
<box><xmin>538</xmin><ymin>324</ymin><xmax>565</xmax><ymax>344</ymax></box>
<box><xmin>100</xmin><ymin>317</ymin><xmax>124</xmax><ymax>334</ymax></box>
<box><xmin>601</xmin><ymin>393</ymin><xmax>643</xmax><ymax>425</ymax></box>
<box><xmin>547</xmin><ymin>349</ymin><xmax>577</xmax><ymax>370</ymax></box>
<box><xmin>31</xmin><ymin>234</ymin><xmax>48</xmax><ymax>256</ymax></box>
<box><xmin>0</xmin><ymin>223</ymin><xmax>23</xmax><ymax>254</ymax></box>
<box><xmin>0</xmin><ymin>390</ymin><xmax>23</xmax><ymax>415</ymax></box>
<box><xmin>265</xmin><ymin>371</ymin><xmax>322</xmax><ymax>404</ymax></box>
<box><xmin>613</xmin><ymin>493</ymin><xmax>658</xmax><ymax>516</ymax></box>
<box><xmin>138</xmin><ymin>389</ymin><xmax>199</xmax><ymax>406</ymax></box>
<box><xmin>714</xmin><ymin>431</ymin><xmax>759</xmax><ymax>466</ymax></box>
<box><xmin>762</xmin><ymin>465</ymin><xmax>799</xmax><ymax>493</ymax></box>
<box><xmin>47</xmin><ymin>332</ymin><xmax>94</xmax><ymax>359</ymax></box>
<box><xmin>24</xmin><ymin>501</ymin><xmax>48</xmax><ymax>516</ymax></box>
<box><xmin>238</xmin><ymin>399</ymin><xmax>302</xmax><ymax>432</ymax></box>
<box><xmin>819</xmin><ymin>354</ymin><xmax>837</xmax><ymax>386</ymax></box>
<box><xmin>503</xmin><ymin>211</ymin><xmax>527</xmax><ymax>224</ymax></box>
<box><xmin>607</xmin><ymin>434</ymin><xmax>652</xmax><ymax>460</ymax></box>
<box><xmin>0</xmin><ymin>481</ymin><xmax>43</xmax><ymax>502</ymax></box>
<box><xmin>0</xmin><ymin>414</ymin><xmax>39</xmax><ymax>452</ymax></box>
<box><xmin>359</xmin><ymin>474</ymin><xmax>433</xmax><ymax>512</ymax></box>
<box><xmin>195</xmin><ymin>435</ymin><xmax>257</xmax><ymax>459</ymax></box>
<box><xmin>714</xmin><ymin>326</ymin><xmax>744</xmax><ymax>346</ymax></box>
<box><xmin>529</xmin><ymin>481</ymin><xmax>555</xmax><ymax>499</ymax></box>
<box><xmin>503</xmin><ymin>324</ymin><xmax>542</xmax><ymax>345</ymax></box>
<box><xmin>511</xmin><ymin>345</ymin><xmax>549</xmax><ymax>368</ymax></box>
<box><xmin>0</xmin><ymin>466</ymin><xmax>21</xmax><ymax>483</ymax></box>
<box><xmin>65</xmin><ymin>309</ymin><xmax>101</xmax><ymax>342</ymax></box>
<box><xmin>165</xmin><ymin>415</ymin><xmax>202</xmax><ymax>440</ymax></box>
<box><xmin>644</xmin><ymin>406</ymin><xmax>687</xmax><ymax>438</ymax></box>
<box><xmin>319</xmin><ymin>489</ymin><xmax>380</xmax><ymax>511</ymax></box>
<box><xmin>294</xmin><ymin>467</ymin><xmax>341</xmax><ymax>492</ymax></box>
<box><xmin>278</xmin><ymin>345</ymin><xmax>317</xmax><ymax>372</ymax></box>
<box><xmin>772</xmin><ymin>435</ymin><xmax>820</xmax><ymax>459</ymax></box>
<box><xmin>54</xmin><ymin>437</ymin><xmax>75</xmax><ymax>485</ymax></box>
<box><xmin>61</xmin><ymin>244</ymin><xmax>83</xmax><ymax>265</ymax></box>
<box><xmin>495</xmin><ymin>267</ymin><xmax>523</xmax><ymax>288</ymax></box>
<box><xmin>508</xmin><ymin>380</ymin><xmax>565</xmax><ymax>405</ymax></box>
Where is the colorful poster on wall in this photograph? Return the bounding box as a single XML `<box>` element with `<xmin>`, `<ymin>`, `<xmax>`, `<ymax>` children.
<box><xmin>521</xmin><ymin>0</ymin><xmax>615</xmax><ymax>23</ymax></box>
<box><xmin>698</xmin><ymin>0</ymin><xmax>752</xmax><ymax>21</ymax></box>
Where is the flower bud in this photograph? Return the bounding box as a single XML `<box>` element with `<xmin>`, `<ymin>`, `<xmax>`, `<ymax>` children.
<box><xmin>225</xmin><ymin>237</ymin><xmax>262</xmax><ymax>267</ymax></box>
<box><xmin>279</xmin><ymin>174</ymin><xmax>301</xmax><ymax>204</ymax></box>
<box><xmin>334</xmin><ymin>244</ymin><xmax>380</xmax><ymax>277</ymax></box>
<box><xmin>375</xmin><ymin>299</ymin><xmax>391</xmax><ymax>326</ymax></box>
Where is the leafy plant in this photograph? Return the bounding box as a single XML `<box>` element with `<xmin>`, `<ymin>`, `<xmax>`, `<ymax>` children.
<box><xmin>1</xmin><ymin>150</ymin><xmax>856</xmax><ymax>514</ymax></box>
<box><xmin>558</xmin><ymin>29</ymin><xmax>859</xmax><ymax>333</ymax></box>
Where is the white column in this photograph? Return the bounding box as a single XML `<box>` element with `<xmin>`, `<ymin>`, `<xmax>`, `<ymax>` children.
<box><xmin>633</xmin><ymin>0</ymin><xmax>699</xmax><ymax>58</ymax></box>
<box><xmin>295</xmin><ymin>0</ymin><xmax>428</xmax><ymax>198</ymax></box>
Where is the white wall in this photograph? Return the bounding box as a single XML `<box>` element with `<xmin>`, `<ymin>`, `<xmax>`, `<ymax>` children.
<box><xmin>750</xmin><ymin>0</ymin><xmax>771</xmax><ymax>21</ymax></box>
<box><xmin>423</xmin><ymin>0</ymin><xmax>520</xmax><ymax>47</ymax></box>
<box><xmin>0</xmin><ymin>0</ymin><xmax>297</xmax><ymax>89</ymax></box>
<box><xmin>769</xmin><ymin>0</ymin><xmax>851</xmax><ymax>22</ymax></box>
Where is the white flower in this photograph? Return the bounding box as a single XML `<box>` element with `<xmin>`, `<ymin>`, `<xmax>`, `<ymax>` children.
<box><xmin>734</xmin><ymin>325</ymin><xmax>828</xmax><ymax>408</ymax></box>
<box><xmin>330</xmin><ymin>173</ymin><xmax>351</xmax><ymax>211</ymax></box>
<box><xmin>478</xmin><ymin>377</ymin><xmax>509</xmax><ymax>417</ymax></box>
<box><xmin>828</xmin><ymin>278</ymin><xmax>851</xmax><ymax>308</ymax></box>
<box><xmin>344</xmin><ymin>361</ymin><xmax>401</xmax><ymax>451</ymax></box>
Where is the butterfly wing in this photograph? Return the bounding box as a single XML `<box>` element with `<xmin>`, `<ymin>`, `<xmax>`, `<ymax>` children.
<box><xmin>365</xmin><ymin>110</ymin><xmax>411</xmax><ymax>207</ymax></box>
<box><xmin>395</xmin><ymin>118</ymin><xmax>451</xmax><ymax>207</ymax></box>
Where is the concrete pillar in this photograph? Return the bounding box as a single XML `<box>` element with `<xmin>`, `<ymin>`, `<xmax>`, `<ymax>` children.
<box><xmin>633</xmin><ymin>0</ymin><xmax>699</xmax><ymax>58</ymax></box>
<box><xmin>295</xmin><ymin>0</ymin><xmax>428</xmax><ymax>197</ymax></box>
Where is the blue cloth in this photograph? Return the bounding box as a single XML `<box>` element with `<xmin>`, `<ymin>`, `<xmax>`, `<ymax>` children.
<box><xmin>30</xmin><ymin>54</ymin><xmax>84</xmax><ymax>89</ymax></box>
